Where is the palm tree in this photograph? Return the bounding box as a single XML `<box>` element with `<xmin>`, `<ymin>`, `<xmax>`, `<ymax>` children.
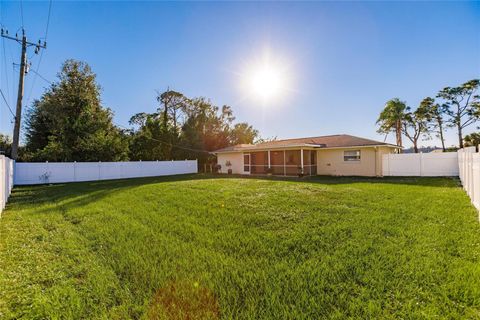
<box><xmin>376</xmin><ymin>98</ymin><xmax>407</xmax><ymax>149</ymax></box>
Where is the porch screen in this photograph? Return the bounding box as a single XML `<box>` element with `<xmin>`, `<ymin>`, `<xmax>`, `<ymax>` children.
<box><xmin>250</xmin><ymin>151</ymin><xmax>268</xmax><ymax>174</ymax></box>
<box><xmin>303</xmin><ymin>150</ymin><xmax>317</xmax><ymax>175</ymax></box>
<box><xmin>270</xmin><ymin>151</ymin><xmax>285</xmax><ymax>175</ymax></box>
<box><xmin>285</xmin><ymin>150</ymin><xmax>301</xmax><ymax>176</ymax></box>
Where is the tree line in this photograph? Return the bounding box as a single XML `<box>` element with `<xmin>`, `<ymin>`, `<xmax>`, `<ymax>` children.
<box><xmin>377</xmin><ymin>79</ymin><xmax>480</xmax><ymax>152</ymax></box>
<box><xmin>2</xmin><ymin>59</ymin><xmax>259</xmax><ymax>163</ymax></box>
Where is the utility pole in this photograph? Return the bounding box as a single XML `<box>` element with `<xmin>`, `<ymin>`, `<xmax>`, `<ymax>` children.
<box><xmin>1</xmin><ymin>28</ymin><xmax>46</xmax><ymax>160</ymax></box>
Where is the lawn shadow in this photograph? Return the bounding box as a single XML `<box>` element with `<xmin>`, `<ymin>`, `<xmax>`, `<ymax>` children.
<box><xmin>6</xmin><ymin>173</ymin><xmax>461</xmax><ymax>214</ymax></box>
<box><xmin>208</xmin><ymin>173</ymin><xmax>461</xmax><ymax>188</ymax></box>
<box><xmin>7</xmin><ymin>174</ymin><xmax>213</xmax><ymax>213</ymax></box>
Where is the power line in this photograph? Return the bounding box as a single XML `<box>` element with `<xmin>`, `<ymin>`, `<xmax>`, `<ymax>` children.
<box><xmin>19</xmin><ymin>0</ymin><xmax>24</xmax><ymax>29</ymax></box>
<box><xmin>0</xmin><ymin>3</ymin><xmax>12</xmax><ymax>107</ymax></box>
<box><xmin>10</xmin><ymin>67</ymin><xmax>210</xmax><ymax>155</ymax></box>
<box><xmin>0</xmin><ymin>88</ymin><xmax>15</xmax><ymax>118</ymax></box>
<box><xmin>116</xmin><ymin>122</ymin><xmax>214</xmax><ymax>155</ymax></box>
<box><xmin>29</xmin><ymin>67</ymin><xmax>51</xmax><ymax>85</ymax></box>
<box><xmin>1</xmin><ymin>28</ymin><xmax>47</xmax><ymax>160</ymax></box>
<box><xmin>1</xmin><ymin>28</ymin><xmax>10</xmax><ymax>105</ymax></box>
<box><xmin>44</xmin><ymin>0</ymin><xmax>52</xmax><ymax>40</ymax></box>
<box><xmin>25</xmin><ymin>0</ymin><xmax>52</xmax><ymax>106</ymax></box>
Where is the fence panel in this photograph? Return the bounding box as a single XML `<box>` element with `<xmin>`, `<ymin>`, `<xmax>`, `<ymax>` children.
<box><xmin>14</xmin><ymin>160</ymin><xmax>198</xmax><ymax>185</ymax></box>
<box><xmin>0</xmin><ymin>155</ymin><xmax>14</xmax><ymax>215</ymax></box>
<box><xmin>382</xmin><ymin>152</ymin><xmax>458</xmax><ymax>176</ymax></box>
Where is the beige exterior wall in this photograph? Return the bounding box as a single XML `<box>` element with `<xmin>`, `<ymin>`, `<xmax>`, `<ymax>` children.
<box><xmin>316</xmin><ymin>146</ymin><xmax>394</xmax><ymax>177</ymax></box>
<box><xmin>217</xmin><ymin>152</ymin><xmax>245</xmax><ymax>174</ymax></box>
<box><xmin>216</xmin><ymin>146</ymin><xmax>396</xmax><ymax>176</ymax></box>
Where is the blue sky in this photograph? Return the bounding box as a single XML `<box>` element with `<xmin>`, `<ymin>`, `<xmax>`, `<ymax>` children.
<box><xmin>1</xmin><ymin>1</ymin><xmax>479</xmax><ymax>148</ymax></box>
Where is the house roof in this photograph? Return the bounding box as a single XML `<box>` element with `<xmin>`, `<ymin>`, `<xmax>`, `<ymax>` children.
<box><xmin>214</xmin><ymin>134</ymin><xmax>399</xmax><ymax>153</ymax></box>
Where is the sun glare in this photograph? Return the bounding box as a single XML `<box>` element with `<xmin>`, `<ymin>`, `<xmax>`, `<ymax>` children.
<box><xmin>250</xmin><ymin>64</ymin><xmax>284</xmax><ymax>101</ymax></box>
<box><xmin>238</xmin><ymin>49</ymin><xmax>292</xmax><ymax>105</ymax></box>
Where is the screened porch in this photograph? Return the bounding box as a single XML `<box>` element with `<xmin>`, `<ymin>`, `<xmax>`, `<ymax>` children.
<box><xmin>243</xmin><ymin>149</ymin><xmax>317</xmax><ymax>176</ymax></box>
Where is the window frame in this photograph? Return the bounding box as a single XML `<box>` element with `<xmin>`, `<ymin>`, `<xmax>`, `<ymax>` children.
<box><xmin>343</xmin><ymin>150</ymin><xmax>361</xmax><ymax>162</ymax></box>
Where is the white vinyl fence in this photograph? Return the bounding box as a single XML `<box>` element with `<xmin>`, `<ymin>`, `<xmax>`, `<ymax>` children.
<box><xmin>458</xmin><ymin>147</ymin><xmax>480</xmax><ymax>212</ymax></box>
<box><xmin>0</xmin><ymin>155</ymin><xmax>14</xmax><ymax>215</ymax></box>
<box><xmin>383</xmin><ymin>148</ymin><xmax>480</xmax><ymax>219</ymax></box>
<box><xmin>14</xmin><ymin>160</ymin><xmax>198</xmax><ymax>185</ymax></box>
<box><xmin>382</xmin><ymin>152</ymin><xmax>459</xmax><ymax>176</ymax></box>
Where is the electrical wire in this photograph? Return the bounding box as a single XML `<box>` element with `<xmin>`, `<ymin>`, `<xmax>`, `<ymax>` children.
<box><xmin>29</xmin><ymin>66</ymin><xmax>51</xmax><ymax>85</ymax></box>
<box><xmin>25</xmin><ymin>0</ymin><xmax>52</xmax><ymax>106</ymax></box>
<box><xmin>44</xmin><ymin>0</ymin><xmax>52</xmax><ymax>40</ymax></box>
<box><xmin>18</xmin><ymin>70</ymin><xmax>212</xmax><ymax>155</ymax></box>
<box><xmin>115</xmin><ymin>123</ymin><xmax>213</xmax><ymax>154</ymax></box>
<box><xmin>19</xmin><ymin>0</ymin><xmax>24</xmax><ymax>29</ymax></box>
<box><xmin>1</xmin><ymin>29</ymin><xmax>10</xmax><ymax>105</ymax></box>
<box><xmin>0</xmin><ymin>88</ymin><xmax>15</xmax><ymax>118</ymax></box>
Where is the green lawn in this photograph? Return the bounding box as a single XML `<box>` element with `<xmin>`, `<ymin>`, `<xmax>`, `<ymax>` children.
<box><xmin>0</xmin><ymin>175</ymin><xmax>479</xmax><ymax>319</ymax></box>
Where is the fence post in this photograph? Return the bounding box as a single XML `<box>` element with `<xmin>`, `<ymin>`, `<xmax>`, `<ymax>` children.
<box><xmin>472</xmin><ymin>153</ymin><xmax>480</xmax><ymax>210</ymax></box>
<box><xmin>420</xmin><ymin>152</ymin><xmax>423</xmax><ymax>177</ymax></box>
<box><xmin>45</xmin><ymin>161</ymin><xmax>49</xmax><ymax>184</ymax></box>
<box><xmin>0</xmin><ymin>155</ymin><xmax>4</xmax><ymax>214</ymax></box>
<box><xmin>73</xmin><ymin>161</ymin><xmax>77</xmax><ymax>182</ymax></box>
<box><xmin>387</xmin><ymin>153</ymin><xmax>390</xmax><ymax>176</ymax></box>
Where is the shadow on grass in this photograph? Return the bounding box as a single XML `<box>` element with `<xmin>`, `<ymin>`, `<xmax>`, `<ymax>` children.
<box><xmin>7</xmin><ymin>173</ymin><xmax>461</xmax><ymax>214</ymax></box>
<box><xmin>8</xmin><ymin>174</ymin><xmax>212</xmax><ymax>212</ymax></box>
<box><xmin>209</xmin><ymin>173</ymin><xmax>461</xmax><ymax>188</ymax></box>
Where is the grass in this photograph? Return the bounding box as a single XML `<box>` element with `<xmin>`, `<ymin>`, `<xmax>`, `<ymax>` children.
<box><xmin>0</xmin><ymin>174</ymin><xmax>479</xmax><ymax>319</ymax></box>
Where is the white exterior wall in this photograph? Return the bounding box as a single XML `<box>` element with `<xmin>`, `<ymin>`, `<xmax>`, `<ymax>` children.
<box><xmin>14</xmin><ymin>160</ymin><xmax>198</xmax><ymax>185</ymax></box>
<box><xmin>382</xmin><ymin>152</ymin><xmax>459</xmax><ymax>176</ymax></box>
<box><xmin>0</xmin><ymin>155</ymin><xmax>14</xmax><ymax>215</ymax></box>
<box><xmin>217</xmin><ymin>153</ymin><xmax>244</xmax><ymax>174</ymax></box>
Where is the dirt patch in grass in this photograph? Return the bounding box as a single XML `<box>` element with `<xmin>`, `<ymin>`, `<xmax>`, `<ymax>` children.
<box><xmin>147</xmin><ymin>280</ymin><xmax>219</xmax><ymax>320</ymax></box>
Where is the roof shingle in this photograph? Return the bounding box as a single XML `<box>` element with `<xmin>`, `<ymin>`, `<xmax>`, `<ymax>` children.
<box><xmin>214</xmin><ymin>134</ymin><xmax>398</xmax><ymax>153</ymax></box>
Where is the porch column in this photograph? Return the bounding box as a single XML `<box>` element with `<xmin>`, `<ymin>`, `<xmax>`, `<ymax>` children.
<box><xmin>283</xmin><ymin>150</ymin><xmax>286</xmax><ymax>176</ymax></box>
<box><xmin>300</xmin><ymin>148</ymin><xmax>304</xmax><ymax>174</ymax></box>
<box><xmin>268</xmin><ymin>150</ymin><xmax>271</xmax><ymax>168</ymax></box>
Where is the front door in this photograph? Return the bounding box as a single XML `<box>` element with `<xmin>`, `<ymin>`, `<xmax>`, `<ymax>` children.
<box><xmin>243</xmin><ymin>153</ymin><xmax>250</xmax><ymax>174</ymax></box>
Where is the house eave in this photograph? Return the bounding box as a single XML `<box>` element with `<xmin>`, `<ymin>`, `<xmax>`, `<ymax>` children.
<box><xmin>214</xmin><ymin>143</ymin><xmax>400</xmax><ymax>154</ymax></box>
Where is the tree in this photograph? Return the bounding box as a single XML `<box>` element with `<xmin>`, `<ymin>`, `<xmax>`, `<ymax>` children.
<box><xmin>437</xmin><ymin>79</ymin><xmax>480</xmax><ymax>148</ymax></box>
<box><xmin>0</xmin><ymin>133</ymin><xmax>12</xmax><ymax>156</ymax></box>
<box><xmin>157</xmin><ymin>90</ymin><xmax>189</xmax><ymax>132</ymax></box>
<box><xmin>128</xmin><ymin>90</ymin><xmax>260</xmax><ymax>163</ymax></box>
<box><xmin>128</xmin><ymin>112</ymin><xmax>178</xmax><ymax>161</ymax></box>
<box><xmin>178</xmin><ymin>98</ymin><xmax>234</xmax><ymax>163</ymax></box>
<box><xmin>402</xmin><ymin>103</ymin><xmax>431</xmax><ymax>153</ymax></box>
<box><xmin>230</xmin><ymin>123</ymin><xmax>259</xmax><ymax>145</ymax></box>
<box><xmin>464</xmin><ymin>133</ymin><xmax>480</xmax><ymax>148</ymax></box>
<box><xmin>377</xmin><ymin>98</ymin><xmax>407</xmax><ymax>148</ymax></box>
<box><xmin>24</xmin><ymin>60</ymin><xmax>129</xmax><ymax>161</ymax></box>
<box><xmin>421</xmin><ymin>97</ymin><xmax>448</xmax><ymax>152</ymax></box>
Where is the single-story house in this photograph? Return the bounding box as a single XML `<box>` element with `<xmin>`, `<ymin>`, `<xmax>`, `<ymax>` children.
<box><xmin>214</xmin><ymin>134</ymin><xmax>400</xmax><ymax>177</ymax></box>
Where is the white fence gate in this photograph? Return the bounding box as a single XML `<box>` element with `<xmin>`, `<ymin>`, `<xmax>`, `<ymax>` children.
<box><xmin>0</xmin><ymin>155</ymin><xmax>14</xmax><ymax>215</ymax></box>
<box><xmin>14</xmin><ymin>160</ymin><xmax>198</xmax><ymax>185</ymax></box>
<box><xmin>382</xmin><ymin>152</ymin><xmax>459</xmax><ymax>176</ymax></box>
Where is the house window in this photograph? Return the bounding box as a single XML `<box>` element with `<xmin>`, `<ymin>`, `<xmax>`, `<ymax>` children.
<box><xmin>344</xmin><ymin>150</ymin><xmax>361</xmax><ymax>161</ymax></box>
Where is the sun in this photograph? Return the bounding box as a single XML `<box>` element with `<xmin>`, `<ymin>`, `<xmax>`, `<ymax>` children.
<box><xmin>250</xmin><ymin>64</ymin><xmax>284</xmax><ymax>101</ymax></box>
<box><xmin>238</xmin><ymin>49</ymin><xmax>291</xmax><ymax>105</ymax></box>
